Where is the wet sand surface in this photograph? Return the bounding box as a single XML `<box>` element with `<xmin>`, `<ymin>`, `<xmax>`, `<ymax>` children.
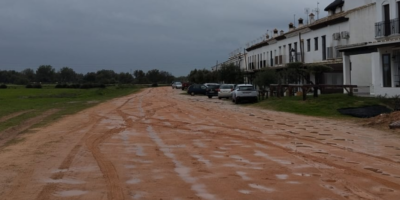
<box><xmin>1</xmin><ymin>87</ymin><xmax>400</xmax><ymax>200</ymax></box>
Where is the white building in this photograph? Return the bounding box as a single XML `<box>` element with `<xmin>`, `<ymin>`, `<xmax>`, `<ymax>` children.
<box><xmin>338</xmin><ymin>0</ymin><xmax>400</xmax><ymax>97</ymax></box>
<box><xmin>244</xmin><ymin>0</ymin><xmax>376</xmax><ymax>94</ymax></box>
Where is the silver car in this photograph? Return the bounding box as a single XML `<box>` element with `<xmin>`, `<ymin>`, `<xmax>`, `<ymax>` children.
<box><xmin>218</xmin><ymin>84</ymin><xmax>235</xmax><ymax>99</ymax></box>
<box><xmin>172</xmin><ymin>82</ymin><xmax>182</xmax><ymax>89</ymax></box>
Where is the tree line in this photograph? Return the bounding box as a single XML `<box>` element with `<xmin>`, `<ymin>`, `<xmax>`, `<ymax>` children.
<box><xmin>0</xmin><ymin>65</ymin><xmax>176</xmax><ymax>85</ymax></box>
<box><xmin>187</xmin><ymin>63</ymin><xmax>244</xmax><ymax>84</ymax></box>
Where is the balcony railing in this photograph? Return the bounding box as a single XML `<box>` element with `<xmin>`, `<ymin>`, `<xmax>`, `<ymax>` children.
<box><xmin>289</xmin><ymin>53</ymin><xmax>301</xmax><ymax>63</ymax></box>
<box><xmin>327</xmin><ymin>47</ymin><xmax>343</xmax><ymax>59</ymax></box>
<box><xmin>376</xmin><ymin>18</ymin><xmax>400</xmax><ymax>37</ymax></box>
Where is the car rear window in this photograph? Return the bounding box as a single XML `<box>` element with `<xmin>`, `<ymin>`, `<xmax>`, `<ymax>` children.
<box><xmin>208</xmin><ymin>85</ymin><xmax>220</xmax><ymax>89</ymax></box>
<box><xmin>239</xmin><ymin>86</ymin><xmax>254</xmax><ymax>91</ymax></box>
<box><xmin>221</xmin><ymin>85</ymin><xmax>233</xmax><ymax>89</ymax></box>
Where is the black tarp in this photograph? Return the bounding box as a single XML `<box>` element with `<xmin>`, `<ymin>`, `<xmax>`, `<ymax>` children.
<box><xmin>337</xmin><ymin>105</ymin><xmax>392</xmax><ymax>118</ymax></box>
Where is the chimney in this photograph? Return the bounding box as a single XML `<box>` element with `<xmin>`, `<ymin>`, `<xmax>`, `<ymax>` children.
<box><xmin>298</xmin><ymin>18</ymin><xmax>304</xmax><ymax>28</ymax></box>
<box><xmin>280</xmin><ymin>30</ymin><xmax>284</xmax><ymax>35</ymax></box>
<box><xmin>266</xmin><ymin>34</ymin><xmax>270</xmax><ymax>39</ymax></box>
<box><xmin>309</xmin><ymin>13</ymin><xmax>315</xmax><ymax>24</ymax></box>
<box><xmin>289</xmin><ymin>23</ymin><xmax>294</xmax><ymax>31</ymax></box>
<box><xmin>273</xmin><ymin>29</ymin><xmax>278</xmax><ymax>38</ymax></box>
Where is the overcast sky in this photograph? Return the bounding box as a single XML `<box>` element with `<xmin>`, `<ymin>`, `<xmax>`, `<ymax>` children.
<box><xmin>0</xmin><ymin>0</ymin><xmax>333</xmax><ymax>76</ymax></box>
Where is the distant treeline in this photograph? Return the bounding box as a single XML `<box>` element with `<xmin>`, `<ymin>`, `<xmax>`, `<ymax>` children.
<box><xmin>0</xmin><ymin>65</ymin><xmax>179</xmax><ymax>85</ymax></box>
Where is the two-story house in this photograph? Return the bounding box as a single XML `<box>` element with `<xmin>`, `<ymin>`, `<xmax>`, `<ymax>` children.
<box><xmin>338</xmin><ymin>0</ymin><xmax>400</xmax><ymax>97</ymax></box>
<box><xmin>244</xmin><ymin>0</ymin><xmax>375</xmax><ymax>94</ymax></box>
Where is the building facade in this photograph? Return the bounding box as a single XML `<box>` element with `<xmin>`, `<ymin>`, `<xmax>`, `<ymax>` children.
<box><xmin>244</xmin><ymin>0</ymin><xmax>376</xmax><ymax>92</ymax></box>
<box><xmin>339</xmin><ymin>0</ymin><xmax>400</xmax><ymax>97</ymax></box>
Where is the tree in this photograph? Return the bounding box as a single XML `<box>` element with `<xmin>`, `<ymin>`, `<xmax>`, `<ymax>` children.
<box><xmin>58</xmin><ymin>67</ymin><xmax>77</xmax><ymax>83</ymax></box>
<box><xmin>83</xmin><ymin>72</ymin><xmax>96</xmax><ymax>83</ymax></box>
<box><xmin>96</xmin><ymin>70</ymin><xmax>117</xmax><ymax>84</ymax></box>
<box><xmin>253</xmin><ymin>68</ymin><xmax>278</xmax><ymax>90</ymax></box>
<box><xmin>159</xmin><ymin>71</ymin><xmax>175</xmax><ymax>84</ymax></box>
<box><xmin>133</xmin><ymin>70</ymin><xmax>146</xmax><ymax>84</ymax></box>
<box><xmin>118</xmin><ymin>72</ymin><xmax>134</xmax><ymax>84</ymax></box>
<box><xmin>36</xmin><ymin>65</ymin><xmax>55</xmax><ymax>83</ymax></box>
<box><xmin>21</xmin><ymin>68</ymin><xmax>36</xmax><ymax>83</ymax></box>
<box><xmin>146</xmin><ymin>69</ymin><xmax>161</xmax><ymax>84</ymax></box>
<box><xmin>217</xmin><ymin>63</ymin><xmax>243</xmax><ymax>84</ymax></box>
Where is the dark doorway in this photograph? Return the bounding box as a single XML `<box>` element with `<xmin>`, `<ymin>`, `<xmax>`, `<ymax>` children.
<box><xmin>322</xmin><ymin>36</ymin><xmax>326</xmax><ymax>60</ymax></box>
<box><xmin>382</xmin><ymin>54</ymin><xmax>392</xmax><ymax>87</ymax></box>
<box><xmin>384</xmin><ymin>4</ymin><xmax>390</xmax><ymax>36</ymax></box>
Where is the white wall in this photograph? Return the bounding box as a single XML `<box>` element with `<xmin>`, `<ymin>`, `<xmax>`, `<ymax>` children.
<box><xmin>345</xmin><ymin>3</ymin><xmax>376</xmax><ymax>89</ymax></box>
<box><xmin>375</xmin><ymin>0</ymin><xmax>399</xmax><ymax>22</ymax></box>
<box><xmin>344</xmin><ymin>0</ymin><xmax>373</xmax><ymax>11</ymax></box>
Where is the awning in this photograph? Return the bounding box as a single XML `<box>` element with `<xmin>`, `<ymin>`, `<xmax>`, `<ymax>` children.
<box><xmin>337</xmin><ymin>39</ymin><xmax>400</xmax><ymax>56</ymax></box>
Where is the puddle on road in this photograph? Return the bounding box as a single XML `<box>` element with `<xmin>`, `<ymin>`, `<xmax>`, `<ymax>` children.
<box><xmin>44</xmin><ymin>178</ymin><xmax>85</xmax><ymax>185</ymax></box>
<box><xmin>238</xmin><ymin>190</ymin><xmax>251</xmax><ymax>194</ymax></box>
<box><xmin>147</xmin><ymin>126</ymin><xmax>217</xmax><ymax>200</ymax></box>
<box><xmin>237</xmin><ymin>171</ymin><xmax>251</xmax><ymax>180</ymax></box>
<box><xmin>286</xmin><ymin>181</ymin><xmax>300</xmax><ymax>184</ymax></box>
<box><xmin>126</xmin><ymin>178</ymin><xmax>141</xmax><ymax>184</ymax></box>
<box><xmin>224</xmin><ymin>163</ymin><xmax>263</xmax><ymax>170</ymax></box>
<box><xmin>249</xmin><ymin>184</ymin><xmax>274</xmax><ymax>193</ymax></box>
<box><xmin>132</xmin><ymin>159</ymin><xmax>153</xmax><ymax>164</ymax></box>
<box><xmin>192</xmin><ymin>155</ymin><xmax>212</xmax><ymax>167</ymax></box>
<box><xmin>231</xmin><ymin>155</ymin><xmax>262</xmax><ymax>165</ymax></box>
<box><xmin>54</xmin><ymin>190</ymin><xmax>88</xmax><ymax>197</ymax></box>
<box><xmin>193</xmin><ymin>140</ymin><xmax>207</xmax><ymax>148</ymax></box>
<box><xmin>254</xmin><ymin>150</ymin><xmax>292</xmax><ymax>165</ymax></box>
<box><xmin>275</xmin><ymin>174</ymin><xmax>288</xmax><ymax>180</ymax></box>
<box><xmin>211</xmin><ymin>155</ymin><xmax>224</xmax><ymax>158</ymax></box>
<box><xmin>293</xmin><ymin>173</ymin><xmax>312</xmax><ymax>177</ymax></box>
<box><xmin>125</xmin><ymin>165</ymin><xmax>136</xmax><ymax>169</ymax></box>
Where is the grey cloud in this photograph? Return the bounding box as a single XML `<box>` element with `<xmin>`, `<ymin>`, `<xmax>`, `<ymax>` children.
<box><xmin>0</xmin><ymin>0</ymin><xmax>332</xmax><ymax>76</ymax></box>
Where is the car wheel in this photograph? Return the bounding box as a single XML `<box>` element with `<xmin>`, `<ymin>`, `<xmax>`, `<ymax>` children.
<box><xmin>235</xmin><ymin>99</ymin><xmax>240</xmax><ymax>104</ymax></box>
<box><xmin>218</xmin><ymin>97</ymin><xmax>221</xmax><ymax>100</ymax></box>
<box><xmin>208</xmin><ymin>96</ymin><xmax>212</xmax><ymax>99</ymax></box>
<box><xmin>191</xmin><ymin>92</ymin><xmax>195</xmax><ymax>96</ymax></box>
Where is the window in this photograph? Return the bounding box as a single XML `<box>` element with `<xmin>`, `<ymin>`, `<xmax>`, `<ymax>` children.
<box><xmin>307</xmin><ymin>39</ymin><xmax>311</xmax><ymax>52</ymax></box>
<box><xmin>322</xmin><ymin>35</ymin><xmax>326</xmax><ymax>60</ymax></box>
<box><xmin>314</xmin><ymin>37</ymin><xmax>319</xmax><ymax>51</ymax></box>
<box><xmin>382</xmin><ymin>54</ymin><xmax>392</xmax><ymax>87</ymax></box>
<box><xmin>384</xmin><ymin>4</ymin><xmax>390</xmax><ymax>36</ymax></box>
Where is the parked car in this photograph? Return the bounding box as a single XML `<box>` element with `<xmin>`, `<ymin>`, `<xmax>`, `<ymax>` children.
<box><xmin>203</xmin><ymin>83</ymin><xmax>219</xmax><ymax>87</ymax></box>
<box><xmin>205</xmin><ymin>84</ymin><xmax>220</xmax><ymax>98</ymax></box>
<box><xmin>187</xmin><ymin>84</ymin><xmax>207</xmax><ymax>96</ymax></box>
<box><xmin>231</xmin><ymin>84</ymin><xmax>258</xmax><ymax>104</ymax></box>
<box><xmin>172</xmin><ymin>82</ymin><xmax>182</xmax><ymax>89</ymax></box>
<box><xmin>218</xmin><ymin>84</ymin><xmax>235</xmax><ymax>99</ymax></box>
<box><xmin>182</xmin><ymin>82</ymin><xmax>192</xmax><ymax>90</ymax></box>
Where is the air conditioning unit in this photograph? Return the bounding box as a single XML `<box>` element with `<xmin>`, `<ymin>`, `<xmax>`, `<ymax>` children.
<box><xmin>333</xmin><ymin>32</ymin><xmax>341</xmax><ymax>40</ymax></box>
<box><xmin>341</xmin><ymin>31</ymin><xmax>350</xmax><ymax>39</ymax></box>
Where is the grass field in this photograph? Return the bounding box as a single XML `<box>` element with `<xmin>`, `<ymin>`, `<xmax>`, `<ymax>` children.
<box><xmin>0</xmin><ymin>84</ymin><xmax>144</xmax><ymax>132</ymax></box>
<box><xmin>254</xmin><ymin>94</ymin><xmax>397</xmax><ymax>118</ymax></box>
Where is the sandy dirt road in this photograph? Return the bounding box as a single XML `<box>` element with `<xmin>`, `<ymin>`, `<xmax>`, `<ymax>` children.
<box><xmin>1</xmin><ymin>87</ymin><xmax>400</xmax><ymax>200</ymax></box>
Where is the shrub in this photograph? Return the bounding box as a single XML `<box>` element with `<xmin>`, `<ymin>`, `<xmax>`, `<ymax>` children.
<box><xmin>0</xmin><ymin>84</ymin><xmax>7</xmax><ymax>89</ymax></box>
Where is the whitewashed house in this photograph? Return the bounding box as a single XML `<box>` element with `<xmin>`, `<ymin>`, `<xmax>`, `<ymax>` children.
<box><xmin>338</xmin><ymin>0</ymin><xmax>400</xmax><ymax>97</ymax></box>
<box><xmin>244</xmin><ymin>0</ymin><xmax>376</xmax><ymax>94</ymax></box>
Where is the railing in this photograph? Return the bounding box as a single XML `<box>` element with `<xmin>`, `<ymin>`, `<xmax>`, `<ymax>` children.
<box><xmin>327</xmin><ymin>47</ymin><xmax>343</xmax><ymax>59</ymax></box>
<box><xmin>289</xmin><ymin>53</ymin><xmax>301</xmax><ymax>63</ymax></box>
<box><xmin>375</xmin><ymin>18</ymin><xmax>400</xmax><ymax>37</ymax></box>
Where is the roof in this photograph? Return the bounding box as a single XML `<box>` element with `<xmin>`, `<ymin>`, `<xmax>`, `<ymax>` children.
<box><xmin>246</xmin><ymin>3</ymin><xmax>375</xmax><ymax>52</ymax></box>
<box><xmin>325</xmin><ymin>0</ymin><xmax>344</xmax><ymax>11</ymax></box>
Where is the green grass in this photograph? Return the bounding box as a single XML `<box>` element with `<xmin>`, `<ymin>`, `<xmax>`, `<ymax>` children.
<box><xmin>254</xmin><ymin>94</ymin><xmax>396</xmax><ymax>118</ymax></box>
<box><xmin>0</xmin><ymin>84</ymin><xmax>144</xmax><ymax>131</ymax></box>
